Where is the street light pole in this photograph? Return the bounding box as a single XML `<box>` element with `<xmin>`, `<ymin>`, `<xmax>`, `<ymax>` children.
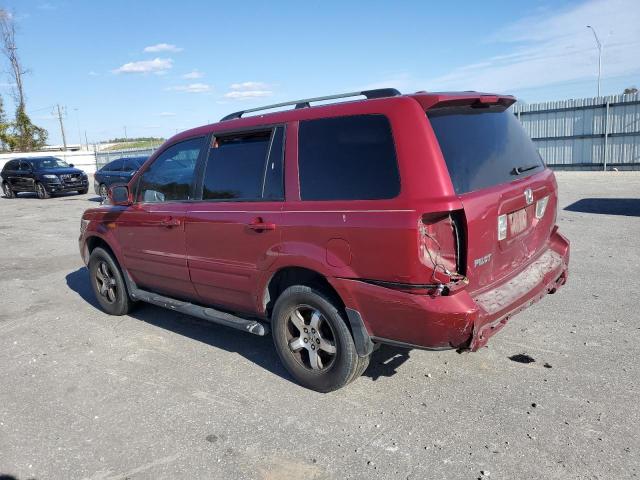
<box><xmin>586</xmin><ymin>25</ymin><xmax>602</xmax><ymax>97</ymax></box>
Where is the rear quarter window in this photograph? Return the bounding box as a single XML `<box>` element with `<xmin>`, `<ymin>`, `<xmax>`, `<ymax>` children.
<box><xmin>298</xmin><ymin>114</ymin><xmax>400</xmax><ymax>201</ymax></box>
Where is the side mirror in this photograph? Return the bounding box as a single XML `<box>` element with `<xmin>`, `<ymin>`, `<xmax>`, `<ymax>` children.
<box><xmin>110</xmin><ymin>185</ymin><xmax>131</xmax><ymax>206</ymax></box>
<box><xmin>69</xmin><ymin>163</ymin><xmax>75</xmax><ymax>167</ymax></box>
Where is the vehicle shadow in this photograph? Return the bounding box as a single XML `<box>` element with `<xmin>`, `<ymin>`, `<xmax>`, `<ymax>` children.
<box><xmin>564</xmin><ymin>198</ymin><xmax>640</xmax><ymax>217</ymax></box>
<box><xmin>10</xmin><ymin>192</ymin><xmax>83</xmax><ymax>200</ymax></box>
<box><xmin>65</xmin><ymin>268</ymin><xmax>410</xmax><ymax>386</ymax></box>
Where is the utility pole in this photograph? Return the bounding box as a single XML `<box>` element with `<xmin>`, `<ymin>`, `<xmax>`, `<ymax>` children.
<box><xmin>56</xmin><ymin>104</ymin><xmax>67</xmax><ymax>151</ymax></box>
<box><xmin>586</xmin><ymin>25</ymin><xmax>602</xmax><ymax>97</ymax></box>
<box><xmin>123</xmin><ymin>126</ymin><xmax>128</xmax><ymax>142</ymax></box>
<box><xmin>74</xmin><ymin>108</ymin><xmax>82</xmax><ymax>149</ymax></box>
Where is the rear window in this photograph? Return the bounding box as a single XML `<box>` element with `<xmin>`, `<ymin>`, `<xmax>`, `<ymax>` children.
<box><xmin>3</xmin><ymin>160</ymin><xmax>18</xmax><ymax>170</ymax></box>
<box><xmin>427</xmin><ymin>107</ymin><xmax>544</xmax><ymax>195</ymax></box>
<box><xmin>298</xmin><ymin>115</ymin><xmax>400</xmax><ymax>201</ymax></box>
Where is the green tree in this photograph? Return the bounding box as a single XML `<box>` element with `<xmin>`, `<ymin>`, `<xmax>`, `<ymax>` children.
<box><xmin>4</xmin><ymin>104</ymin><xmax>47</xmax><ymax>151</ymax></box>
<box><xmin>0</xmin><ymin>9</ymin><xmax>48</xmax><ymax>151</ymax></box>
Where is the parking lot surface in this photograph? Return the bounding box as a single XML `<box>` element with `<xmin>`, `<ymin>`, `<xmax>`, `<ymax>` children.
<box><xmin>0</xmin><ymin>172</ymin><xmax>639</xmax><ymax>480</ymax></box>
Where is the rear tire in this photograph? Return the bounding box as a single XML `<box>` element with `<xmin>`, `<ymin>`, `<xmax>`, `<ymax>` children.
<box><xmin>271</xmin><ymin>285</ymin><xmax>365</xmax><ymax>392</ymax></box>
<box><xmin>88</xmin><ymin>247</ymin><xmax>134</xmax><ymax>316</ymax></box>
<box><xmin>2</xmin><ymin>182</ymin><xmax>15</xmax><ymax>199</ymax></box>
<box><xmin>99</xmin><ymin>184</ymin><xmax>108</xmax><ymax>200</ymax></box>
<box><xmin>35</xmin><ymin>182</ymin><xmax>50</xmax><ymax>199</ymax></box>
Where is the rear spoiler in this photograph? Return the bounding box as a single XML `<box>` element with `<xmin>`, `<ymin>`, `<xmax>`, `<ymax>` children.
<box><xmin>410</xmin><ymin>92</ymin><xmax>517</xmax><ymax>111</ymax></box>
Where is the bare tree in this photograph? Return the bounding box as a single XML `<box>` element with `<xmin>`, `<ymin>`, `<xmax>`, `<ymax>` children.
<box><xmin>0</xmin><ymin>9</ymin><xmax>47</xmax><ymax>151</ymax></box>
<box><xmin>0</xmin><ymin>9</ymin><xmax>26</xmax><ymax>108</ymax></box>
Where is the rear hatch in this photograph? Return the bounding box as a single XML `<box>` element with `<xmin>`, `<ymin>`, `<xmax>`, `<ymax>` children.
<box><xmin>426</xmin><ymin>102</ymin><xmax>557</xmax><ymax>293</ymax></box>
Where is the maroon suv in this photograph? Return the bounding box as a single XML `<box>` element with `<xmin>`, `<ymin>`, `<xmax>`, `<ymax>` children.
<box><xmin>79</xmin><ymin>89</ymin><xmax>569</xmax><ymax>392</ymax></box>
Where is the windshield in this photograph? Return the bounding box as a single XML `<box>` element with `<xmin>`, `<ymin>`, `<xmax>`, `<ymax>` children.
<box><xmin>32</xmin><ymin>157</ymin><xmax>71</xmax><ymax>169</ymax></box>
<box><xmin>427</xmin><ymin>107</ymin><xmax>544</xmax><ymax>195</ymax></box>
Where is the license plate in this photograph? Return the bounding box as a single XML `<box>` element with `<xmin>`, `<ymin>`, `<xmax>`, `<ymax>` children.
<box><xmin>508</xmin><ymin>208</ymin><xmax>528</xmax><ymax>236</ymax></box>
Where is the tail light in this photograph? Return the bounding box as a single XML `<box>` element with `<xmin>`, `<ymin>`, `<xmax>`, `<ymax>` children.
<box><xmin>497</xmin><ymin>214</ymin><xmax>508</xmax><ymax>240</ymax></box>
<box><xmin>418</xmin><ymin>211</ymin><xmax>466</xmax><ymax>284</ymax></box>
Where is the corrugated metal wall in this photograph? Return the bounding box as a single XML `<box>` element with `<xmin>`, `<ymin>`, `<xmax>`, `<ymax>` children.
<box><xmin>513</xmin><ymin>93</ymin><xmax>640</xmax><ymax>170</ymax></box>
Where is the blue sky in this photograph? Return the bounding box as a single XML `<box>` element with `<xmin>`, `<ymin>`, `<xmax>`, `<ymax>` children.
<box><xmin>3</xmin><ymin>0</ymin><xmax>640</xmax><ymax>145</ymax></box>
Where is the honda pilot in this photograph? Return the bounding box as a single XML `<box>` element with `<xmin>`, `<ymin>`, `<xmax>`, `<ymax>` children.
<box><xmin>78</xmin><ymin>89</ymin><xmax>570</xmax><ymax>392</ymax></box>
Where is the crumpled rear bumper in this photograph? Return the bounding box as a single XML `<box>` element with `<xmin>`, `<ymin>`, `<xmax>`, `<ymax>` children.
<box><xmin>468</xmin><ymin>231</ymin><xmax>569</xmax><ymax>350</ymax></box>
<box><xmin>331</xmin><ymin>226</ymin><xmax>569</xmax><ymax>351</ymax></box>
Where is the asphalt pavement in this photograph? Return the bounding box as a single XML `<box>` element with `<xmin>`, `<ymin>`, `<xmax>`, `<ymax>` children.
<box><xmin>0</xmin><ymin>172</ymin><xmax>638</xmax><ymax>479</ymax></box>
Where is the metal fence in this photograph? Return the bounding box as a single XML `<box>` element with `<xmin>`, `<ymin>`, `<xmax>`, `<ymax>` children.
<box><xmin>95</xmin><ymin>147</ymin><xmax>158</xmax><ymax>169</ymax></box>
<box><xmin>513</xmin><ymin>93</ymin><xmax>640</xmax><ymax>170</ymax></box>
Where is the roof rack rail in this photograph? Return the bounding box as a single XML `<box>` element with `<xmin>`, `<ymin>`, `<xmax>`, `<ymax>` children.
<box><xmin>220</xmin><ymin>88</ymin><xmax>401</xmax><ymax>121</ymax></box>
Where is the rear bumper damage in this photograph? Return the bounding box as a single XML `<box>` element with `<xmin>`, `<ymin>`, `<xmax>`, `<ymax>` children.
<box><xmin>332</xmin><ymin>226</ymin><xmax>569</xmax><ymax>351</ymax></box>
<box><xmin>468</xmin><ymin>230</ymin><xmax>569</xmax><ymax>350</ymax></box>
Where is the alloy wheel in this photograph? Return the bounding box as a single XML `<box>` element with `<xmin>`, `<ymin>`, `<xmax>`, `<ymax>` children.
<box><xmin>100</xmin><ymin>184</ymin><xmax>108</xmax><ymax>200</ymax></box>
<box><xmin>95</xmin><ymin>261</ymin><xmax>117</xmax><ymax>303</ymax></box>
<box><xmin>286</xmin><ymin>305</ymin><xmax>337</xmax><ymax>371</ymax></box>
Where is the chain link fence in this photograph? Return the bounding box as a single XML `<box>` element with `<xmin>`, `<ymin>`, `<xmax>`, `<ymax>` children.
<box><xmin>95</xmin><ymin>147</ymin><xmax>159</xmax><ymax>169</ymax></box>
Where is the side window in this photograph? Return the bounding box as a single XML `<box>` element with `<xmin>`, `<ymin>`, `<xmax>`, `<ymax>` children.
<box><xmin>202</xmin><ymin>127</ymin><xmax>284</xmax><ymax>201</ymax></box>
<box><xmin>122</xmin><ymin>158</ymin><xmax>141</xmax><ymax>172</ymax></box>
<box><xmin>137</xmin><ymin>137</ymin><xmax>204</xmax><ymax>203</ymax></box>
<box><xmin>298</xmin><ymin>115</ymin><xmax>400</xmax><ymax>201</ymax></box>
<box><xmin>262</xmin><ymin>126</ymin><xmax>285</xmax><ymax>200</ymax></box>
<box><xmin>104</xmin><ymin>160</ymin><xmax>123</xmax><ymax>172</ymax></box>
<box><xmin>19</xmin><ymin>161</ymin><xmax>32</xmax><ymax>172</ymax></box>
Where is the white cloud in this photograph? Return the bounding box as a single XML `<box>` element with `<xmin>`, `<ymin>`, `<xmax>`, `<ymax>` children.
<box><xmin>88</xmin><ymin>71</ymin><xmax>99</xmax><ymax>76</ymax></box>
<box><xmin>361</xmin><ymin>0</ymin><xmax>640</xmax><ymax>97</ymax></box>
<box><xmin>158</xmin><ymin>112</ymin><xmax>176</xmax><ymax>117</ymax></box>
<box><xmin>182</xmin><ymin>70</ymin><xmax>204</xmax><ymax>79</ymax></box>
<box><xmin>423</xmin><ymin>0</ymin><xmax>640</xmax><ymax>94</ymax></box>
<box><xmin>113</xmin><ymin>58</ymin><xmax>173</xmax><ymax>74</ymax></box>
<box><xmin>225</xmin><ymin>81</ymin><xmax>273</xmax><ymax>99</ymax></box>
<box><xmin>230</xmin><ymin>81</ymin><xmax>270</xmax><ymax>91</ymax></box>
<box><xmin>37</xmin><ymin>3</ymin><xmax>56</xmax><ymax>10</ymax></box>
<box><xmin>143</xmin><ymin>43</ymin><xmax>183</xmax><ymax>53</ymax></box>
<box><xmin>166</xmin><ymin>83</ymin><xmax>212</xmax><ymax>93</ymax></box>
<box><xmin>224</xmin><ymin>90</ymin><xmax>273</xmax><ymax>99</ymax></box>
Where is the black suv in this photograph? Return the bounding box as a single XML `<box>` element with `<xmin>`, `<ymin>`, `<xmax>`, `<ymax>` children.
<box><xmin>1</xmin><ymin>157</ymin><xmax>89</xmax><ymax>199</ymax></box>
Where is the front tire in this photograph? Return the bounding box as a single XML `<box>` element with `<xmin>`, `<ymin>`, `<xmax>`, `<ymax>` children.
<box><xmin>2</xmin><ymin>182</ymin><xmax>15</xmax><ymax>199</ymax></box>
<box><xmin>35</xmin><ymin>182</ymin><xmax>50</xmax><ymax>199</ymax></box>
<box><xmin>88</xmin><ymin>247</ymin><xmax>134</xmax><ymax>315</ymax></box>
<box><xmin>271</xmin><ymin>285</ymin><xmax>364</xmax><ymax>392</ymax></box>
<box><xmin>78</xmin><ymin>187</ymin><xmax>88</xmax><ymax>195</ymax></box>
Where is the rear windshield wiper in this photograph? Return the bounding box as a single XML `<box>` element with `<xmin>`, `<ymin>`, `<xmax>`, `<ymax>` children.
<box><xmin>511</xmin><ymin>164</ymin><xmax>539</xmax><ymax>175</ymax></box>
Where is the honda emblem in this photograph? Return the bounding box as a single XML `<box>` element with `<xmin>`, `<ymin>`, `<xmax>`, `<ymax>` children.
<box><xmin>524</xmin><ymin>188</ymin><xmax>533</xmax><ymax>205</ymax></box>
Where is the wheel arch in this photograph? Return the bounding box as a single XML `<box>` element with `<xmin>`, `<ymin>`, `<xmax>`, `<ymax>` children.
<box><xmin>262</xmin><ymin>265</ymin><xmax>374</xmax><ymax>357</ymax></box>
<box><xmin>263</xmin><ymin>266</ymin><xmax>345</xmax><ymax>317</ymax></box>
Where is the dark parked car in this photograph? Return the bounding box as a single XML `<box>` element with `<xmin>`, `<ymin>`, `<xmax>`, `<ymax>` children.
<box><xmin>94</xmin><ymin>156</ymin><xmax>147</xmax><ymax>200</ymax></box>
<box><xmin>79</xmin><ymin>89</ymin><xmax>570</xmax><ymax>392</ymax></box>
<box><xmin>2</xmin><ymin>156</ymin><xmax>89</xmax><ymax>199</ymax></box>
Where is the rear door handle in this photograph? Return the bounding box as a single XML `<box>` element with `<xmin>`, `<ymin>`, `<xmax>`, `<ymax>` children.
<box><xmin>159</xmin><ymin>217</ymin><xmax>181</xmax><ymax>227</ymax></box>
<box><xmin>248</xmin><ymin>217</ymin><xmax>276</xmax><ymax>232</ymax></box>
